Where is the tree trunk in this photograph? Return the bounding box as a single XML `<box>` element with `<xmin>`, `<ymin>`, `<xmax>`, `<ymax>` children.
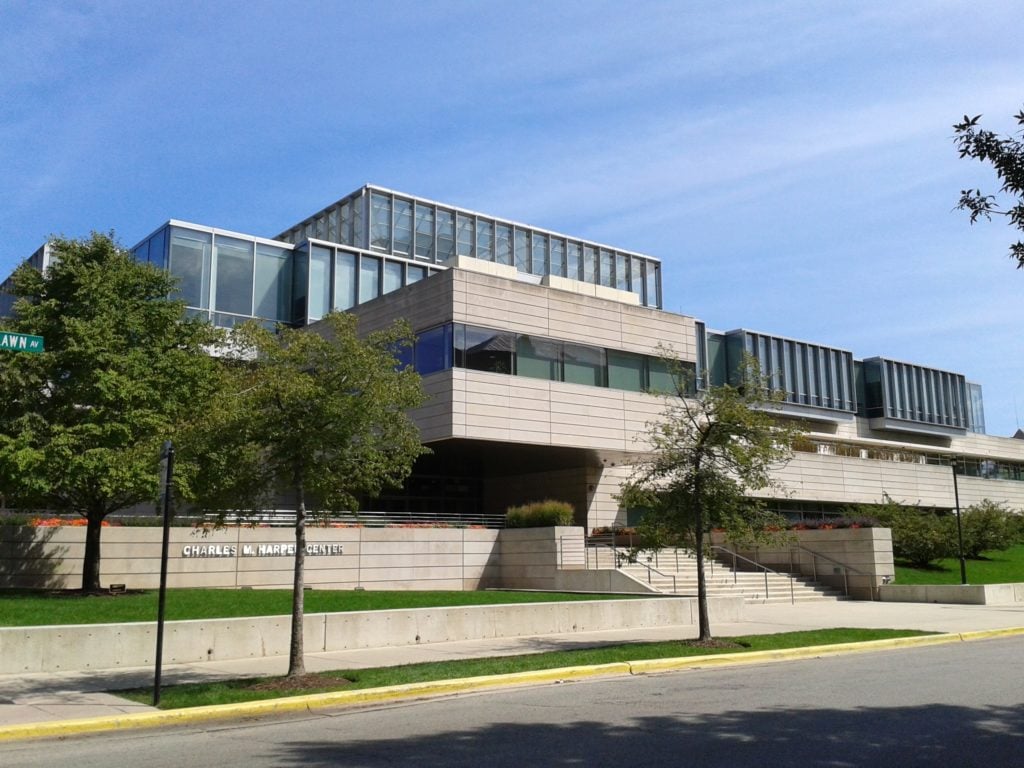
<box><xmin>287</xmin><ymin>480</ymin><xmax>307</xmax><ymax>678</ymax></box>
<box><xmin>693</xmin><ymin>484</ymin><xmax>711</xmax><ymax>640</ymax></box>
<box><xmin>81</xmin><ymin>510</ymin><xmax>104</xmax><ymax>593</ymax></box>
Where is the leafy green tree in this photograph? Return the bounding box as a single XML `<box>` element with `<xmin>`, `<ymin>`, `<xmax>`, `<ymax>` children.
<box><xmin>954</xmin><ymin>108</ymin><xmax>1024</xmax><ymax>267</ymax></box>
<box><xmin>853</xmin><ymin>495</ymin><xmax>954</xmax><ymax>567</ymax></box>
<box><xmin>0</xmin><ymin>233</ymin><xmax>223</xmax><ymax>591</ymax></box>
<box><xmin>961</xmin><ymin>499</ymin><xmax>1019</xmax><ymax>558</ymax></box>
<box><xmin>188</xmin><ymin>312</ymin><xmax>425</xmax><ymax>677</ymax></box>
<box><xmin>620</xmin><ymin>358</ymin><xmax>800</xmax><ymax>641</ymax></box>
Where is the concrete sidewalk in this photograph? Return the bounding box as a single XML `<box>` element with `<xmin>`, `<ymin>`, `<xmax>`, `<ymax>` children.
<box><xmin>2</xmin><ymin>600</ymin><xmax>1023</xmax><ymax>731</ymax></box>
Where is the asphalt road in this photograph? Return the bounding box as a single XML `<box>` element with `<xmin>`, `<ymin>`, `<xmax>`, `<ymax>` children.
<box><xmin>4</xmin><ymin>638</ymin><xmax>1022</xmax><ymax>767</ymax></box>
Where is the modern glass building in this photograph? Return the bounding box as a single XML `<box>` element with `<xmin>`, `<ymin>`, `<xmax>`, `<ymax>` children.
<box><xmin>6</xmin><ymin>183</ymin><xmax>1023</xmax><ymax>528</ymax></box>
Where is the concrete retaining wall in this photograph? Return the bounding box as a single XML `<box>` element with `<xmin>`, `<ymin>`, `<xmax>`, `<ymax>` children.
<box><xmin>0</xmin><ymin>596</ymin><xmax>744</xmax><ymax>674</ymax></box>
<box><xmin>711</xmin><ymin>527</ymin><xmax>895</xmax><ymax>600</ymax></box>
<box><xmin>879</xmin><ymin>582</ymin><xmax>1024</xmax><ymax>605</ymax></box>
<box><xmin>0</xmin><ymin>525</ymin><xmax>502</xmax><ymax>591</ymax></box>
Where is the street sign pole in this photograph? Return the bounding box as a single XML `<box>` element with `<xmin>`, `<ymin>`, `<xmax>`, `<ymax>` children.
<box><xmin>153</xmin><ymin>440</ymin><xmax>175</xmax><ymax>707</ymax></box>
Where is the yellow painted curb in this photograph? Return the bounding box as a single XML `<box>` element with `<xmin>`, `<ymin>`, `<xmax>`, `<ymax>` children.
<box><xmin>959</xmin><ymin>626</ymin><xmax>1024</xmax><ymax>642</ymax></box>
<box><xmin>626</xmin><ymin>632</ymin><xmax>962</xmax><ymax>675</ymax></box>
<box><xmin>0</xmin><ymin>662</ymin><xmax>631</xmax><ymax>744</ymax></box>
<box><xmin>3</xmin><ymin>629</ymin><xmax>1023</xmax><ymax>744</ymax></box>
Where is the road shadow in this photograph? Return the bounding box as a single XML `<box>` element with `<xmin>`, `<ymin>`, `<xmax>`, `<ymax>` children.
<box><xmin>264</xmin><ymin>701</ymin><xmax>1024</xmax><ymax>767</ymax></box>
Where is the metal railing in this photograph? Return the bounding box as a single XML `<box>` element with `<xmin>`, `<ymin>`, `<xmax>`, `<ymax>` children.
<box><xmin>710</xmin><ymin>545</ymin><xmax>796</xmax><ymax>604</ymax></box>
<box><xmin>202</xmin><ymin>509</ymin><xmax>507</xmax><ymax>528</ymax></box>
<box><xmin>786</xmin><ymin>543</ymin><xmax>872</xmax><ymax>599</ymax></box>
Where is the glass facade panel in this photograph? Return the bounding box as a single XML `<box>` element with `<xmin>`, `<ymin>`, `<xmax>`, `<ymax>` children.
<box><xmin>436</xmin><ymin>209</ymin><xmax>455</xmax><ymax>261</ymax></box>
<box><xmin>531</xmin><ymin>233</ymin><xmax>548</xmax><ymax>276</ymax></box>
<box><xmin>550</xmin><ymin>238</ymin><xmax>565</xmax><ymax>277</ymax></box>
<box><xmin>583</xmin><ymin>246</ymin><xmax>597</xmax><ymax>283</ymax></box>
<box><xmin>648</xmin><ymin>358</ymin><xmax>679</xmax><ymax>394</ymax></box>
<box><xmin>608</xmin><ymin>350</ymin><xmax>645</xmax><ymax>391</ymax></box>
<box><xmin>169</xmin><ymin>227</ymin><xmax>211</xmax><ymax>309</ymax></box>
<box><xmin>307</xmin><ymin>245</ymin><xmax>331</xmax><ymax>320</ymax></box>
<box><xmin>567</xmin><ymin>242</ymin><xmax>581</xmax><ymax>280</ymax></box>
<box><xmin>340</xmin><ymin>201</ymin><xmax>352</xmax><ymax>246</ymax></box>
<box><xmin>514</xmin><ymin>229</ymin><xmax>530</xmax><ymax>272</ymax></box>
<box><xmin>599</xmin><ymin>249</ymin><xmax>614</xmax><ymax>287</ymax></box>
<box><xmin>360</xmin><ymin>256</ymin><xmax>380</xmax><ymax>303</ymax></box>
<box><xmin>149</xmin><ymin>227</ymin><xmax>167</xmax><ymax>268</ymax></box>
<box><xmin>615</xmin><ymin>253</ymin><xmax>628</xmax><ymax>291</ymax></box>
<box><xmin>407</xmin><ymin>264</ymin><xmax>426</xmax><ymax>284</ymax></box>
<box><xmin>414</xmin><ymin>203</ymin><xmax>434</xmax><ymax>260</ymax></box>
<box><xmin>476</xmin><ymin>219</ymin><xmax>493</xmax><ymax>262</ymax></box>
<box><xmin>370</xmin><ymin>192</ymin><xmax>391</xmax><ymax>251</ymax></box>
<box><xmin>516</xmin><ymin>335</ymin><xmax>560</xmax><ymax>381</ymax></box>
<box><xmin>333</xmin><ymin>251</ymin><xmax>357</xmax><ymax>311</ymax></box>
<box><xmin>352</xmin><ymin>194</ymin><xmax>364</xmax><ymax>248</ymax></box>
<box><xmin>383</xmin><ymin>260</ymin><xmax>403</xmax><ymax>294</ymax></box>
<box><xmin>456</xmin><ymin>214</ymin><xmax>474</xmax><ymax>257</ymax></box>
<box><xmin>416</xmin><ymin>325</ymin><xmax>452</xmax><ymax>375</ymax></box>
<box><xmin>214</xmin><ymin>236</ymin><xmax>254</xmax><ymax>317</ymax></box>
<box><xmin>563</xmin><ymin>343</ymin><xmax>605</xmax><ymax>387</ymax></box>
<box><xmin>456</xmin><ymin>325</ymin><xmax>514</xmax><ymax>374</ymax></box>
<box><xmin>645</xmin><ymin>263</ymin><xmax>660</xmax><ymax>307</ymax></box>
<box><xmin>495</xmin><ymin>224</ymin><xmax>512</xmax><ymax>266</ymax></box>
<box><xmin>254</xmin><ymin>242</ymin><xmax>291</xmax><ymax>321</ymax></box>
<box><xmin>393</xmin><ymin>198</ymin><xmax>413</xmax><ymax>256</ymax></box>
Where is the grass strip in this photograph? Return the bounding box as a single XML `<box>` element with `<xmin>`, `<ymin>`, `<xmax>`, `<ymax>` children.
<box><xmin>894</xmin><ymin>543</ymin><xmax>1024</xmax><ymax>585</ymax></box>
<box><xmin>116</xmin><ymin>628</ymin><xmax>932</xmax><ymax>709</ymax></box>
<box><xmin>0</xmin><ymin>588</ymin><xmax>640</xmax><ymax>627</ymax></box>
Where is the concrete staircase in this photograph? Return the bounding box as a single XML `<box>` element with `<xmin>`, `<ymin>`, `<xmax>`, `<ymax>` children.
<box><xmin>587</xmin><ymin>546</ymin><xmax>847</xmax><ymax>604</ymax></box>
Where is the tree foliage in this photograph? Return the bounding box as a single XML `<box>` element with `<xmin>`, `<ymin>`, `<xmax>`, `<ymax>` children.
<box><xmin>861</xmin><ymin>496</ymin><xmax>954</xmax><ymax>568</ymax></box>
<box><xmin>620</xmin><ymin>358</ymin><xmax>801</xmax><ymax>640</ymax></box>
<box><xmin>186</xmin><ymin>312</ymin><xmax>426</xmax><ymax>676</ymax></box>
<box><xmin>954</xmin><ymin>108</ymin><xmax>1024</xmax><ymax>267</ymax></box>
<box><xmin>0</xmin><ymin>233</ymin><xmax>222</xmax><ymax>591</ymax></box>
<box><xmin>960</xmin><ymin>499</ymin><xmax>1021</xmax><ymax>559</ymax></box>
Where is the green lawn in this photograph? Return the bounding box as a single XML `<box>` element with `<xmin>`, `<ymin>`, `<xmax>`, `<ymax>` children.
<box><xmin>0</xmin><ymin>588</ymin><xmax>641</xmax><ymax>627</ymax></box>
<box><xmin>895</xmin><ymin>543</ymin><xmax>1024</xmax><ymax>585</ymax></box>
<box><xmin>118</xmin><ymin>628</ymin><xmax>931</xmax><ymax>709</ymax></box>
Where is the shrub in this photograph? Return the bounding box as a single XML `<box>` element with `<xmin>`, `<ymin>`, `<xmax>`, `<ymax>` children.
<box><xmin>960</xmin><ymin>500</ymin><xmax>1019</xmax><ymax>558</ymax></box>
<box><xmin>852</xmin><ymin>496</ymin><xmax>954</xmax><ymax>567</ymax></box>
<box><xmin>506</xmin><ymin>500</ymin><xmax>575</xmax><ymax>528</ymax></box>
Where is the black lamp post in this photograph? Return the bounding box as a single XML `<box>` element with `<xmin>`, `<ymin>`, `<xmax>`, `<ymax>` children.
<box><xmin>950</xmin><ymin>457</ymin><xmax>967</xmax><ymax>585</ymax></box>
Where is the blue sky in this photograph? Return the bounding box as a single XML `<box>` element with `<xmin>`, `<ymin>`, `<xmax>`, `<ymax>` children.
<box><xmin>2</xmin><ymin>1</ymin><xmax>1023</xmax><ymax>434</ymax></box>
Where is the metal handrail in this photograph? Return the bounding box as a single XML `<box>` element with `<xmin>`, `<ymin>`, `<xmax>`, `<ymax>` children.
<box><xmin>787</xmin><ymin>543</ymin><xmax>871</xmax><ymax>599</ymax></box>
<box><xmin>583</xmin><ymin>539</ymin><xmax>677</xmax><ymax>592</ymax></box>
<box><xmin>710</xmin><ymin>545</ymin><xmax>795</xmax><ymax>604</ymax></box>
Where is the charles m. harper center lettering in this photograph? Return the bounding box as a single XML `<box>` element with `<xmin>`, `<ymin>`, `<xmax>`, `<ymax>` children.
<box><xmin>182</xmin><ymin>543</ymin><xmax>344</xmax><ymax>558</ymax></box>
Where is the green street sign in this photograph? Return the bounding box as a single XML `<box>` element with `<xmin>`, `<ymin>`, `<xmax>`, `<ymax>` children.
<box><xmin>0</xmin><ymin>332</ymin><xmax>44</xmax><ymax>354</ymax></box>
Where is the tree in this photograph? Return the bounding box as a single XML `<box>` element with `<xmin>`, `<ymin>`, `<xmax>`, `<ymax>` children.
<box><xmin>0</xmin><ymin>233</ymin><xmax>223</xmax><ymax>591</ymax></box>
<box><xmin>620</xmin><ymin>358</ymin><xmax>800</xmax><ymax>641</ymax></box>
<box><xmin>953</xmin><ymin>108</ymin><xmax>1024</xmax><ymax>267</ymax></box>
<box><xmin>849</xmin><ymin>495</ymin><xmax>953</xmax><ymax>568</ymax></box>
<box><xmin>189</xmin><ymin>312</ymin><xmax>426</xmax><ymax>677</ymax></box>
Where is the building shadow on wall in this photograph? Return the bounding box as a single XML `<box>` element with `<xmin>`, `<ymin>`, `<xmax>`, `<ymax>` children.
<box><xmin>0</xmin><ymin>525</ymin><xmax>68</xmax><ymax>589</ymax></box>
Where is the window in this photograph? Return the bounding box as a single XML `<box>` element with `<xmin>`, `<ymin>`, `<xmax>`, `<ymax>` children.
<box><xmin>495</xmin><ymin>224</ymin><xmax>512</xmax><ymax>266</ymax></box>
<box><xmin>436</xmin><ymin>209</ymin><xmax>455</xmax><ymax>261</ymax></box>
<box><xmin>456</xmin><ymin>325</ymin><xmax>514</xmax><ymax>374</ymax></box>
<box><xmin>456</xmin><ymin>214</ymin><xmax>474</xmax><ymax>257</ymax></box>
<box><xmin>370</xmin><ymin>192</ymin><xmax>391</xmax><ymax>251</ymax></box>
<box><xmin>307</xmin><ymin>245</ymin><xmax>331</xmax><ymax>320</ymax></box>
<box><xmin>416</xmin><ymin>325</ymin><xmax>452</xmax><ymax>375</ymax></box>
<box><xmin>360</xmin><ymin>256</ymin><xmax>380</xmax><ymax>303</ymax></box>
<box><xmin>531</xmin><ymin>233</ymin><xmax>548</xmax><ymax>276</ymax></box>
<box><xmin>566</xmin><ymin>242</ymin><xmax>581</xmax><ymax>280</ymax></box>
<box><xmin>393</xmin><ymin>198</ymin><xmax>413</xmax><ymax>256</ymax></box>
<box><xmin>516</xmin><ymin>335</ymin><xmax>560</xmax><ymax>380</ymax></box>
<box><xmin>383</xmin><ymin>260</ymin><xmax>403</xmax><ymax>294</ymax></box>
<box><xmin>214</xmin><ymin>236</ymin><xmax>254</xmax><ymax>317</ymax></box>
<box><xmin>333</xmin><ymin>251</ymin><xmax>357</xmax><ymax>311</ymax></box>
<box><xmin>407</xmin><ymin>264</ymin><xmax>426</xmax><ymax>284</ymax></box>
<box><xmin>514</xmin><ymin>229</ymin><xmax>530</xmax><ymax>272</ymax></box>
<box><xmin>254</xmin><ymin>242</ymin><xmax>291</xmax><ymax>321</ymax></box>
<box><xmin>608</xmin><ymin>350</ymin><xmax>645</xmax><ymax>391</ymax></box>
<box><xmin>414</xmin><ymin>204</ymin><xmax>434</xmax><ymax>260</ymax></box>
<box><xmin>563</xmin><ymin>343</ymin><xmax>605</xmax><ymax>387</ymax></box>
<box><xmin>169</xmin><ymin>228</ymin><xmax>211</xmax><ymax>309</ymax></box>
<box><xmin>476</xmin><ymin>219</ymin><xmax>493</xmax><ymax>262</ymax></box>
